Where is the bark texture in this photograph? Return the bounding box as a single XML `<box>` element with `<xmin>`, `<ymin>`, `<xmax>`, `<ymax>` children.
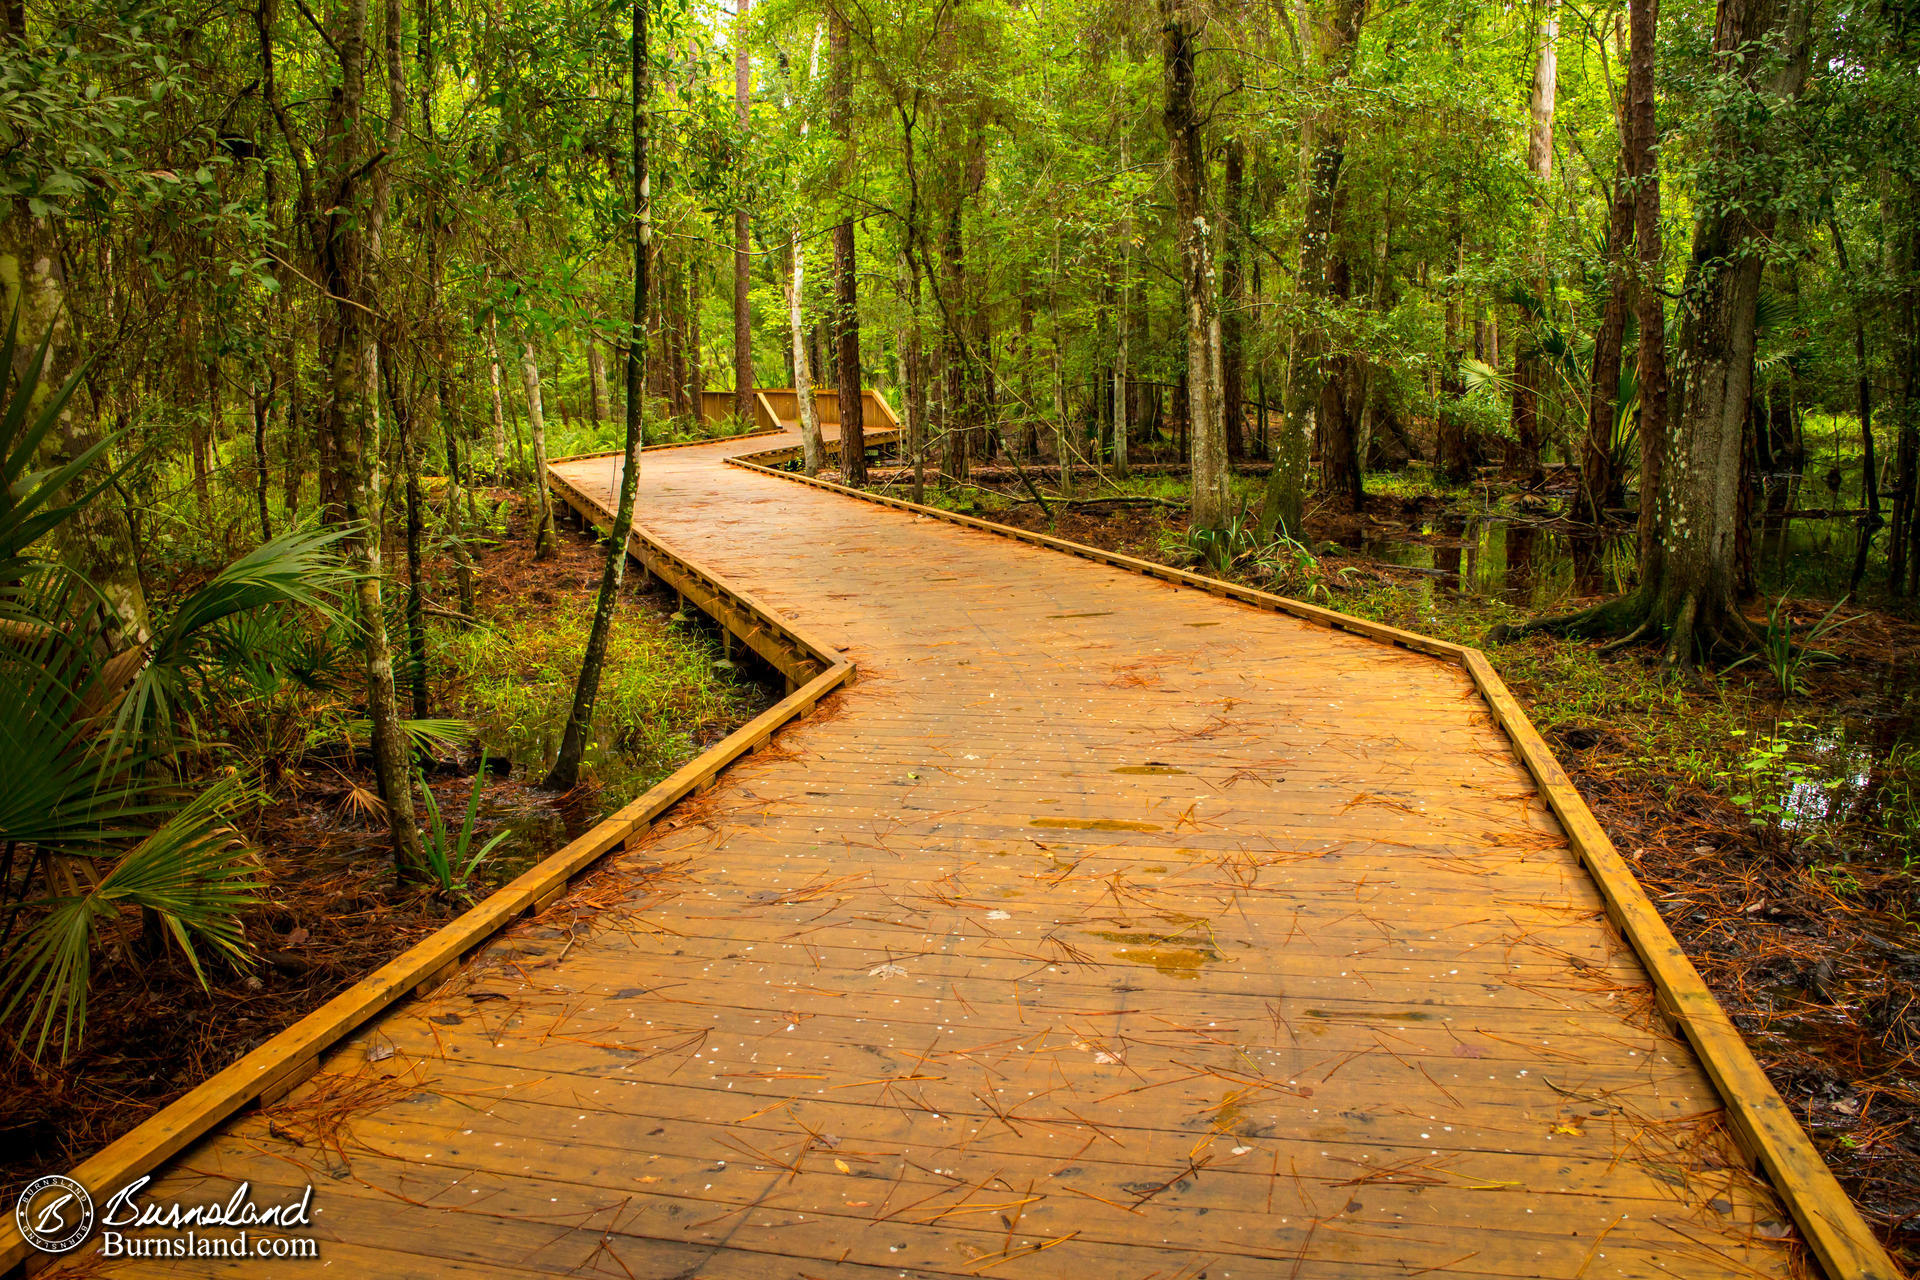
<box><xmin>1580</xmin><ymin>169</ymin><xmax>1635</xmax><ymax>522</ymax></box>
<box><xmin>1161</xmin><ymin>1</ymin><xmax>1227</xmax><ymax>527</ymax></box>
<box><xmin>317</xmin><ymin>0</ymin><xmax>424</xmax><ymax>871</ymax></box>
<box><xmin>546</xmin><ymin>0</ymin><xmax>651</xmax><ymax>793</ymax></box>
<box><xmin>732</xmin><ymin>0</ymin><xmax>753</xmax><ymax>426</ymax></box>
<box><xmin>829</xmin><ymin>9</ymin><xmax>864</xmax><ymax>483</ymax></box>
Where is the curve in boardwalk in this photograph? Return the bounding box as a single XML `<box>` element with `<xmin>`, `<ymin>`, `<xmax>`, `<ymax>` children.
<box><xmin>43</xmin><ymin>425</ymin><xmax>1886</xmax><ymax>1280</ymax></box>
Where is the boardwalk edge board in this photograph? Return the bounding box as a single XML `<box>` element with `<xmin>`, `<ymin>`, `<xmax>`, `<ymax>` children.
<box><xmin>0</xmin><ymin>443</ymin><xmax>851</xmax><ymax>1277</ymax></box>
<box><xmin>723</xmin><ymin>440</ymin><xmax>1899</xmax><ymax>1280</ymax></box>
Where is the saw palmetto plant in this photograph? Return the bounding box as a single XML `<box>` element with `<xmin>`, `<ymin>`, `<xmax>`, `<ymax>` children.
<box><xmin>0</xmin><ymin>311</ymin><xmax>353</xmax><ymax>1060</ymax></box>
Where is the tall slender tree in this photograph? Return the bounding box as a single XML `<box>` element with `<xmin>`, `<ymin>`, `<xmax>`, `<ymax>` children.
<box><xmin>1629</xmin><ymin>0</ymin><xmax>1669</xmax><ymax>577</ymax></box>
<box><xmin>1510</xmin><ymin>0</ymin><xmax>1558</xmax><ymax>485</ymax></box>
<box><xmin>783</xmin><ymin>23</ymin><xmax>826</xmax><ymax>473</ymax></box>
<box><xmin>546</xmin><ymin>0</ymin><xmax>651</xmax><ymax>794</ymax></box>
<box><xmin>316</xmin><ymin>0</ymin><xmax>424</xmax><ymax>871</ymax></box>
<box><xmin>1161</xmin><ymin>0</ymin><xmax>1226</xmax><ymax>528</ymax></box>
<box><xmin>1580</xmin><ymin>162</ymin><xmax>1635</xmax><ymax>523</ymax></box>
<box><xmin>1297</xmin><ymin>0</ymin><xmax>1368</xmax><ymax>513</ymax></box>
<box><xmin>732</xmin><ymin>0</ymin><xmax>753</xmax><ymax>425</ymax></box>
<box><xmin>829</xmin><ymin>7</ymin><xmax>865</xmax><ymax>483</ymax></box>
<box><xmin>1222</xmin><ymin>136</ymin><xmax>1246</xmax><ymax>461</ymax></box>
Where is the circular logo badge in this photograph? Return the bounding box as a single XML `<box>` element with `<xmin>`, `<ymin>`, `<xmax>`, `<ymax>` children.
<box><xmin>15</xmin><ymin>1175</ymin><xmax>94</xmax><ymax>1254</ymax></box>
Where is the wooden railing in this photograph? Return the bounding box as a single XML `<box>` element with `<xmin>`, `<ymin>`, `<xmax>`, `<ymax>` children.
<box><xmin>701</xmin><ymin>387</ymin><xmax>902</xmax><ymax>431</ymax></box>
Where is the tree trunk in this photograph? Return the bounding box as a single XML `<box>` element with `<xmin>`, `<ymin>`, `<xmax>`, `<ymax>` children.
<box><xmin>1053</xmin><ymin>306</ymin><xmax>1072</xmax><ymax>498</ymax></box>
<box><xmin>1647</xmin><ymin>0</ymin><xmax>1810</xmax><ymax>659</ymax></box>
<box><xmin>828</xmin><ymin>9</ymin><xmax>865</xmax><ymax>484</ymax></box>
<box><xmin>520</xmin><ymin>339</ymin><xmax>558</xmax><ymax>558</ymax></box>
<box><xmin>251</xmin><ymin>368</ymin><xmax>275</xmax><ymax>540</ymax></box>
<box><xmin>439</xmin><ymin>372</ymin><xmax>477</xmax><ymax>622</ymax></box>
<box><xmin>195</xmin><ymin>356</ymin><xmax>217</xmax><ymax>520</ymax></box>
<box><xmin>1827</xmin><ymin>218</ymin><xmax>1879</xmax><ymax>590</ymax></box>
<box><xmin>1113</xmin><ymin>272</ymin><xmax>1131</xmax><ymax>482</ymax></box>
<box><xmin>939</xmin><ymin>209</ymin><xmax>967</xmax><ymax>482</ymax></box>
<box><xmin>546</xmin><ymin>0</ymin><xmax>650</xmax><ymax>793</ymax></box>
<box><xmin>4</xmin><ymin>205</ymin><xmax>151</xmax><ymax>644</ymax></box>
<box><xmin>318</xmin><ymin>0</ymin><xmax>424</xmax><ymax>872</ymax></box>
<box><xmin>283</xmin><ymin>325</ymin><xmax>306</xmax><ymax>517</ymax></box>
<box><xmin>1161</xmin><ymin>0</ymin><xmax>1226</xmax><ymax>527</ymax></box>
<box><xmin>1437</xmin><ymin>230</ymin><xmax>1471</xmax><ymax>482</ymax></box>
<box><xmin>1222</xmin><ymin>137</ymin><xmax>1246</xmax><ymax>461</ymax></box>
<box><xmin>1515</xmin><ymin>0</ymin><xmax>1809</xmax><ymax>666</ymax></box>
<box><xmin>485</xmin><ymin>311</ymin><xmax>509</xmax><ymax>479</ymax></box>
<box><xmin>665</xmin><ymin>257</ymin><xmax>689</xmax><ymax>420</ymax></box>
<box><xmin>904</xmin><ymin>251</ymin><xmax>927</xmax><ymax>503</ymax></box>
<box><xmin>1316</xmin><ymin>255</ymin><xmax>1364</xmax><ymax>510</ymax></box>
<box><xmin>681</xmin><ymin>261</ymin><xmax>700</xmax><ymax>418</ymax></box>
<box><xmin>1269</xmin><ymin>0</ymin><xmax>1367</xmax><ymax>525</ymax></box>
<box><xmin>588</xmin><ymin>331</ymin><xmax>609</xmax><ymax>425</ymax></box>
<box><xmin>788</xmin><ymin>233</ymin><xmax>825</xmax><ymax>472</ymax></box>
<box><xmin>783</xmin><ymin>23</ymin><xmax>825</xmax><ymax>474</ymax></box>
<box><xmin>1629</xmin><ymin>0</ymin><xmax>1669</xmax><ymax>580</ymax></box>
<box><xmin>1890</xmin><ymin>180</ymin><xmax>1920</xmax><ymax>596</ymax></box>
<box><xmin>384</xmin><ymin>349</ymin><xmax>430</xmax><ymax>720</ymax></box>
<box><xmin>1114</xmin><ymin>137</ymin><xmax>1133</xmax><ymax>481</ymax></box>
<box><xmin>731</xmin><ymin>0</ymin><xmax>754</xmax><ymax>426</ymax></box>
<box><xmin>1510</xmin><ymin>0</ymin><xmax>1558</xmax><ymax>485</ymax></box>
<box><xmin>1580</xmin><ymin>170</ymin><xmax>1634</xmax><ymax>522</ymax></box>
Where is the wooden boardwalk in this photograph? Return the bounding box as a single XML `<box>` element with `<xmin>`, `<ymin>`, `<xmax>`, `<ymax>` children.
<box><xmin>59</xmin><ymin>426</ymin><xmax>1832</xmax><ymax>1278</ymax></box>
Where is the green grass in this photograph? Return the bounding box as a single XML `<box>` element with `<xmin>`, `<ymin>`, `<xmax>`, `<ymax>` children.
<box><xmin>434</xmin><ymin>592</ymin><xmax>758</xmax><ymax>791</ymax></box>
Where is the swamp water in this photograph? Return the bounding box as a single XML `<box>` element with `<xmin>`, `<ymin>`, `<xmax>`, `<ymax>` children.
<box><xmin>1356</xmin><ymin>516</ymin><xmax>1917</xmax><ymax>870</ymax></box>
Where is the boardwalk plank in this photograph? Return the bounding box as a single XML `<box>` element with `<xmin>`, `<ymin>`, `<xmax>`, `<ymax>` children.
<box><xmin>58</xmin><ymin>428</ymin><xmax>1830</xmax><ymax>1278</ymax></box>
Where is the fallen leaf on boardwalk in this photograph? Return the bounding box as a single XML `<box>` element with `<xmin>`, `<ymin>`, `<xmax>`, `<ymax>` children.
<box><xmin>834</xmin><ymin>1159</ymin><xmax>852</xmax><ymax>1174</ymax></box>
<box><xmin>1551</xmin><ymin>1123</ymin><xmax>1584</xmax><ymax>1136</ymax></box>
<box><xmin>869</xmin><ymin>963</ymin><xmax>908</xmax><ymax>978</ymax></box>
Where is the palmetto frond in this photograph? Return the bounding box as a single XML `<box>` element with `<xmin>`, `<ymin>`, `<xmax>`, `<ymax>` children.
<box><xmin>110</xmin><ymin>525</ymin><xmax>354</xmax><ymax>757</ymax></box>
<box><xmin>1461</xmin><ymin>357</ymin><xmax>1510</xmax><ymax>396</ymax></box>
<box><xmin>0</xmin><ymin>308</ymin><xmax>122</xmax><ymax>634</ymax></box>
<box><xmin>1</xmin><ymin>777</ymin><xmax>264</xmax><ymax>1060</ymax></box>
<box><xmin>0</xmin><ymin>635</ymin><xmax>167</xmax><ymax>854</ymax></box>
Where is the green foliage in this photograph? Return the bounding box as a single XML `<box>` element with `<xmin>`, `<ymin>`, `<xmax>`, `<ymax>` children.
<box><xmin>0</xmin><ymin>316</ymin><xmax>344</xmax><ymax>1059</ymax></box>
<box><xmin>0</xmin><ymin>777</ymin><xmax>263</xmax><ymax>1061</ymax></box>
<box><xmin>0</xmin><ymin>313</ymin><xmax>111</xmax><ymax>625</ymax></box>
<box><xmin>113</xmin><ymin>525</ymin><xmax>355</xmax><ymax>759</ymax></box>
<box><xmin>436</xmin><ymin>594</ymin><xmax>752</xmax><ymax>780</ymax></box>
<box><xmin>415</xmin><ymin>764</ymin><xmax>512</xmax><ymax>897</ymax></box>
<box><xmin>1721</xmin><ymin>723</ymin><xmax>1824</xmax><ymax>827</ymax></box>
<box><xmin>1727</xmin><ymin>595</ymin><xmax>1858</xmax><ymax>699</ymax></box>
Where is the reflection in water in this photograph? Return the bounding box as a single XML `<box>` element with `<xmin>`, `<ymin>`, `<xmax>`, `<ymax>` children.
<box><xmin>1361</xmin><ymin>516</ymin><xmax>1635</xmax><ymax>610</ymax></box>
<box><xmin>1357</xmin><ymin>514</ymin><xmax>1917</xmax><ymax>868</ymax></box>
<box><xmin>1506</xmin><ymin>524</ymin><xmax>1536</xmax><ymax>596</ymax></box>
<box><xmin>1571</xmin><ymin>532</ymin><xmax>1605</xmax><ymax>597</ymax></box>
<box><xmin>1362</xmin><ymin>512</ymin><xmax>1880</xmax><ymax>609</ymax></box>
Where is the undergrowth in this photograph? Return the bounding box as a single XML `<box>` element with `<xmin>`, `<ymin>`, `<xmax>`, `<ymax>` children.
<box><xmin>435</xmin><ymin>592</ymin><xmax>757</xmax><ymax>783</ymax></box>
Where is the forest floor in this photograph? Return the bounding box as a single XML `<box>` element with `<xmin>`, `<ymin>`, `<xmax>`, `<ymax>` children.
<box><xmin>854</xmin><ymin>453</ymin><xmax>1920</xmax><ymax>1267</ymax></box>
<box><xmin>0</xmin><ymin>494</ymin><xmax>772</xmax><ymax>1207</ymax></box>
